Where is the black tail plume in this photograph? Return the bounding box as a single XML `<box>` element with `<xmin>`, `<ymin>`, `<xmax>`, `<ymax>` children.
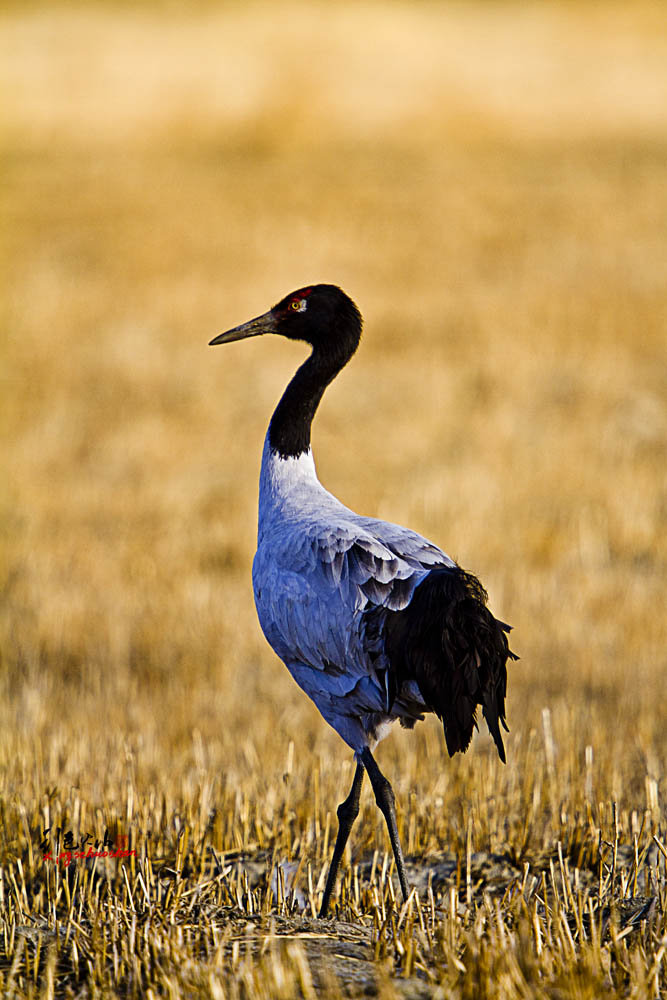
<box><xmin>383</xmin><ymin>567</ymin><xmax>517</xmax><ymax>762</ymax></box>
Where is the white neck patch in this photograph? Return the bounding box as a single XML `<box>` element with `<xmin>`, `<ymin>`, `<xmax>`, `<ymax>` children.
<box><xmin>260</xmin><ymin>436</ymin><xmax>319</xmax><ymax>498</ymax></box>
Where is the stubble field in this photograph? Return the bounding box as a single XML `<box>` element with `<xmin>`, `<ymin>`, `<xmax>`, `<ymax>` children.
<box><xmin>1</xmin><ymin>2</ymin><xmax>667</xmax><ymax>996</ymax></box>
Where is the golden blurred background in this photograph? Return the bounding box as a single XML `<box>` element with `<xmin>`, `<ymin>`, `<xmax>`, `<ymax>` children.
<box><xmin>2</xmin><ymin>0</ymin><xmax>666</xmax><ymax>864</ymax></box>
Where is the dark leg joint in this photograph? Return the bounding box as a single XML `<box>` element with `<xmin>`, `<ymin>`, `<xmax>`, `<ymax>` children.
<box><xmin>373</xmin><ymin>773</ymin><xmax>395</xmax><ymax>815</ymax></box>
<box><xmin>337</xmin><ymin>789</ymin><xmax>360</xmax><ymax>827</ymax></box>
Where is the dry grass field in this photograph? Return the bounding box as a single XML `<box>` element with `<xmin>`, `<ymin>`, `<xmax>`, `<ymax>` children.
<box><xmin>1</xmin><ymin>1</ymin><xmax>667</xmax><ymax>996</ymax></box>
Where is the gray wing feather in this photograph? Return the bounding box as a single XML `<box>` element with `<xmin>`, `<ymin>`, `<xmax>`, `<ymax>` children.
<box><xmin>254</xmin><ymin>513</ymin><xmax>455</xmax><ymax>695</ymax></box>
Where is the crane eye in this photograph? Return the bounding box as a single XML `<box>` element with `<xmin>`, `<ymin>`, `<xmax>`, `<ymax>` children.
<box><xmin>290</xmin><ymin>298</ymin><xmax>307</xmax><ymax>312</ymax></box>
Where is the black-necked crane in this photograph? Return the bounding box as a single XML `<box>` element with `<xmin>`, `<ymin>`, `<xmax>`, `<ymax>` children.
<box><xmin>210</xmin><ymin>284</ymin><xmax>516</xmax><ymax>917</ymax></box>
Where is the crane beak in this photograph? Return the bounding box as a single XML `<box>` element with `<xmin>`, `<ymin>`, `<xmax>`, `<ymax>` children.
<box><xmin>209</xmin><ymin>310</ymin><xmax>277</xmax><ymax>346</ymax></box>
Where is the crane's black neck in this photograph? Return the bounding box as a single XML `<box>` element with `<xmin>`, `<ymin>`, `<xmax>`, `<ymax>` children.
<box><xmin>268</xmin><ymin>331</ymin><xmax>361</xmax><ymax>460</ymax></box>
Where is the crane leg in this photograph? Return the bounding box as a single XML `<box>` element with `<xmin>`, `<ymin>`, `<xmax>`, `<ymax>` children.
<box><xmin>319</xmin><ymin>761</ymin><xmax>365</xmax><ymax>917</ymax></box>
<box><xmin>360</xmin><ymin>747</ymin><xmax>410</xmax><ymax>904</ymax></box>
